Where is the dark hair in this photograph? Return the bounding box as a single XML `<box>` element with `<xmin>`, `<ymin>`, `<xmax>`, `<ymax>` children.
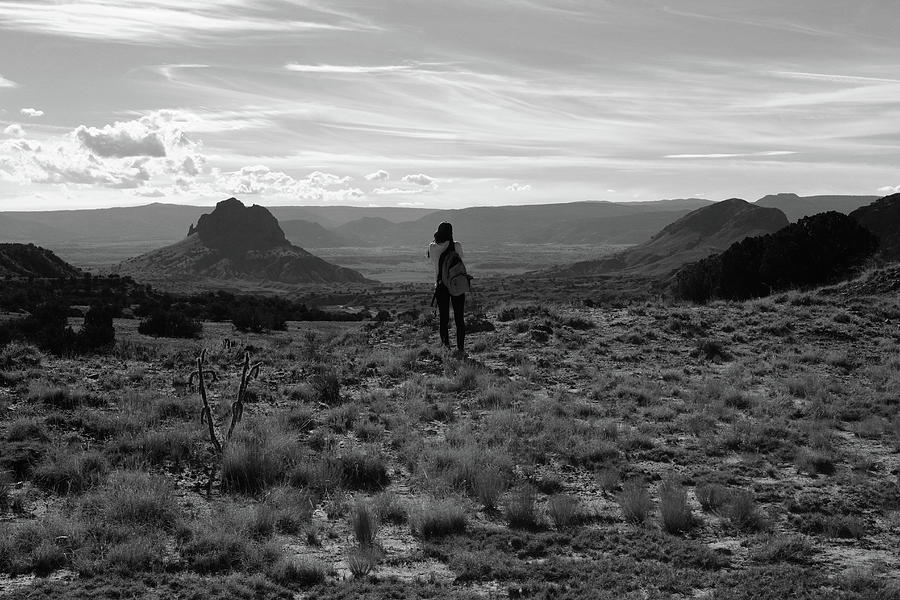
<box><xmin>434</xmin><ymin>222</ymin><xmax>454</xmax><ymax>245</ymax></box>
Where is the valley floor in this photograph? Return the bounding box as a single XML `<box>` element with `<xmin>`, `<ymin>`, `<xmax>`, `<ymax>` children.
<box><xmin>1</xmin><ymin>281</ymin><xmax>899</xmax><ymax>599</ymax></box>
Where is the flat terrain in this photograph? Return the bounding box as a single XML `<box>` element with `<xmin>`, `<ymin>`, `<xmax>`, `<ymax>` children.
<box><xmin>1</xmin><ymin>273</ymin><xmax>899</xmax><ymax>599</ymax></box>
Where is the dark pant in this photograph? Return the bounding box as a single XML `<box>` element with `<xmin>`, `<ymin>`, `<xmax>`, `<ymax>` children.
<box><xmin>435</xmin><ymin>284</ymin><xmax>465</xmax><ymax>351</ymax></box>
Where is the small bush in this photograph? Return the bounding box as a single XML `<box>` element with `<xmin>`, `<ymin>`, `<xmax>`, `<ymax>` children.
<box><xmin>750</xmin><ymin>535</ymin><xmax>815</xmax><ymax>564</ymax></box>
<box><xmin>410</xmin><ymin>499</ymin><xmax>467</xmax><ymax>539</ymax></box>
<box><xmin>794</xmin><ymin>447</ymin><xmax>836</xmax><ymax>476</ymax></box>
<box><xmin>597</xmin><ymin>467</ymin><xmax>620</xmax><ymax>493</ymax></box>
<box><xmin>99</xmin><ymin>471</ymin><xmax>182</xmax><ymax>530</ymax></box>
<box><xmin>5</xmin><ymin>417</ymin><xmax>48</xmax><ymax>442</ymax></box>
<box><xmin>221</xmin><ymin>433</ymin><xmax>300</xmax><ymax>494</ymax></box>
<box><xmin>350</xmin><ymin>502</ymin><xmax>379</xmax><ymax>548</ymax></box>
<box><xmin>504</xmin><ymin>485</ymin><xmax>542</xmax><ymax>530</ymax></box>
<box><xmin>618</xmin><ymin>479</ymin><xmax>652</xmax><ymax>524</ymax></box>
<box><xmin>547</xmin><ymin>494</ymin><xmax>581</xmax><ymax>530</ymax></box>
<box><xmin>659</xmin><ymin>479</ymin><xmax>696</xmax><ymax>535</ymax></box>
<box><xmin>696</xmin><ymin>482</ymin><xmax>730</xmax><ymax>512</ymax></box>
<box><xmin>269</xmin><ymin>555</ymin><xmax>326</xmax><ymax>586</ymax></box>
<box><xmin>346</xmin><ymin>548</ymin><xmax>378</xmax><ymax>579</ymax></box>
<box><xmin>727</xmin><ymin>490</ymin><xmax>766</xmax><ymax>532</ymax></box>
<box><xmin>34</xmin><ymin>450</ymin><xmax>108</xmax><ymax>495</ymax></box>
<box><xmin>137</xmin><ymin>308</ymin><xmax>202</xmax><ymax>339</ymax></box>
<box><xmin>338</xmin><ymin>450</ymin><xmax>390</xmax><ymax>492</ymax></box>
<box><xmin>311</xmin><ymin>367</ymin><xmax>341</xmax><ymax>406</ymax></box>
<box><xmin>472</xmin><ymin>467</ymin><xmax>506</xmax><ymax>511</ymax></box>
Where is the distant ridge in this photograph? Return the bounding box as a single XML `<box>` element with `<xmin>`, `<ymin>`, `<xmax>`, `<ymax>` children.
<box><xmin>850</xmin><ymin>192</ymin><xmax>900</xmax><ymax>260</ymax></box>
<box><xmin>116</xmin><ymin>198</ymin><xmax>371</xmax><ymax>285</ymax></box>
<box><xmin>0</xmin><ymin>243</ymin><xmax>82</xmax><ymax>279</ymax></box>
<box><xmin>755</xmin><ymin>193</ymin><xmax>877</xmax><ymax>222</ymax></box>
<box><xmin>550</xmin><ymin>198</ymin><xmax>789</xmax><ymax>278</ymax></box>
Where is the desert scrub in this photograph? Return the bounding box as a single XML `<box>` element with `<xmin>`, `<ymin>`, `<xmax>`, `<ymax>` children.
<box><xmin>337</xmin><ymin>449</ymin><xmax>390</xmax><ymax>491</ymax></box>
<box><xmin>547</xmin><ymin>494</ymin><xmax>582</xmax><ymax>530</ymax></box>
<box><xmin>269</xmin><ymin>555</ymin><xmax>326</xmax><ymax>587</ymax></box>
<box><xmin>618</xmin><ymin>479</ymin><xmax>652</xmax><ymax>524</ymax></box>
<box><xmin>87</xmin><ymin>471</ymin><xmax>182</xmax><ymax>530</ymax></box>
<box><xmin>311</xmin><ymin>365</ymin><xmax>342</xmax><ymax>405</ymax></box>
<box><xmin>350</xmin><ymin>502</ymin><xmax>380</xmax><ymax>548</ymax></box>
<box><xmin>410</xmin><ymin>498</ymin><xmax>467</xmax><ymax>539</ymax></box>
<box><xmin>596</xmin><ymin>467</ymin><xmax>620</xmax><ymax>494</ymax></box>
<box><xmin>472</xmin><ymin>466</ymin><xmax>507</xmax><ymax>511</ymax></box>
<box><xmin>659</xmin><ymin>478</ymin><xmax>696</xmax><ymax>534</ymax></box>
<box><xmin>33</xmin><ymin>449</ymin><xmax>108</xmax><ymax>494</ymax></box>
<box><xmin>0</xmin><ymin>516</ymin><xmax>82</xmax><ymax>576</ymax></box>
<box><xmin>749</xmin><ymin>535</ymin><xmax>815</xmax><ymax>564</ymax></box>
<box><xmin>346</xmin><ymin>547</ymin><xmax>379</xmax><ymax>579</ymax></box>
<box><xmin>794</xmin><ymin>447</ymin><xmax>836</xmax><ymax>476</ymax></box>
<box><xmin>221</xmin><ymin>429</ymin><xmax>302</xmax><ymax>494</ymax></box>
<box><xmin>695</xmin><ymin>482</ymin><xmax>730</xmax><ymax>512</ymax></box>
<box><xmin>27</xmin><ymin>382</ymin><xmax>102</xmax><ymax>410</ymax></box>
<box><xmin>726</xmin><ymin>490</ymin><xmax>767</xmax><ymax>532</ymax></box>
<box><xmin>504</xmin><ymin>484</ymin><xmax>542</xmax><ymax>530</ymax></box>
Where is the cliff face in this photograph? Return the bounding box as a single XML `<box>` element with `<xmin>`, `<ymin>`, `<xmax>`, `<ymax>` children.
<box><xmin>117</xmin><ymin>198</ymin><xmax>371</xmax><ymax>285</ymax></box>
<box><xmin>194</xmin><ymin>197</ymin><xmax>288</xmax><ymax>254</ymax></box>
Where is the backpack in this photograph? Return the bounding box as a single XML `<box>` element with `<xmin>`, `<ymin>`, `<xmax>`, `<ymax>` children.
<box><xmin>438</xmin><ymin>242</ymin><xmax>472</xmax><ymax>296</ymax></box>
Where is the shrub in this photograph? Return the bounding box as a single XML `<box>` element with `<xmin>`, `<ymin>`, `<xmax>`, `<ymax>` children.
<box><xmin>547</xmin><ymin>494</ymin><xmax>581</xmax><ymax>530</ymax></box>
<box><xmin>695</xmin><ymin>482</ymin><xmax>730</xmax><ymax>512</ymax></box>
<box><xmin>33</xmin><ymin>450</ymin><xmax>108</xmax><ymax>494</ymax></box>
<box><xmin>727</xmin><ymin>490</ymin><xmax>766</xmax><ymax>532</ymax></box>
<box><xmin>750</xmin><ymin>535</ymin><xmax>815</xmax><ymax>564</ymax></box>
<box><xmin>472</xmin><ymin>466</ymin><xmax>507</xmax><ymax>511</ymax></box>
<box><xmin>5</xmin><ymin>417</ymin><xmax>48</xmax><ymax>442</ymax></box>
<box><xmin>181</xmin><ymin>528</ymin><xmax>257</xmax><ymax>574</ymax></box>
<box><xmin>410</xmin><ymin>499</ymin><xmax>467</xmax><ymax>539</ymax></box>
<box><xmin>346</xmin><ymin>548</ymin><xmax>378</xmax><ymax>579</ymax></box>
<box><xmin>618</xmin><ymin>479</ymin><xmax>652</xmax><ymax>524</ymax></box>
<box><xmin>221</xmin><ymin>432</ymin><xmax>301</xmax><ymax>494</ymax></box>
<box><xmin>311</xmin><ymin>367</ymin><xmax>341</xmax><ymax>406</ymax></box>
<box><xmin>597</xmin><ymin>467</ymin><xmax>620</xmax><ymax>493</ymax></box>
<box><xmin>659</xmin><ymin>479</ymin><xmax>696</xmax><ymax>535</ymax></box>
<box><xmin>504</xmin><ymin>485</ymin><xmax>542</xmax><ymax>530</ymax></box>
<box><xmin>98</xmin><ymin>471</ymin><xmax>182</xmax><ymax>529</ymax></box>
<box><xmin>350</xmin><ymin>502</ymin><xmax>379</xmax><ymax>548</ymax></box>
<box><xmin>338</xmin><ymin>450</ymin><xmax>390</xmax><ymax>492</ymax></box>
<box><xmin>138</xmin><ymin>308</ymin><xmax>202</xmax><ymax>339</ymax></box>
<box><xmin>269</xmin><ymin>555</ymin><xmax>326</xmax><ymax>586</ymax></box>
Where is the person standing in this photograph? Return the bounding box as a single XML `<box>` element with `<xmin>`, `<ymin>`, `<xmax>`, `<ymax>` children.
<box><xmin>427</xmin><ymin>222</ymin><xmax>465</xmax><ymax>356</ymax></box>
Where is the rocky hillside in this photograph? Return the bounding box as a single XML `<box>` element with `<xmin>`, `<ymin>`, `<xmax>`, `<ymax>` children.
<box><xmin>850</xmin><ymin>192</ymin><xmax>900</xmax><ymax>260</ymax></box>
<box><xmin>0</xmin><ymin>243</ymin><xmax>82</xmax><ymax>278</ymax></box>
<box><xmin>116</xmin><ymin>198</ymin><xmax>371</xmax><ymax>285</ymax></box>
<box><xmin>552</xmin><ymin>198</ymin><xmax>788</xmax><ymax>278</ymax></box>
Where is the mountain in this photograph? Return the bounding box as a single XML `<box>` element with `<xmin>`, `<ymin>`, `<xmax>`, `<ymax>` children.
<box><xmin>850</xmin><ymin>193</ymin><xmax>900</xmax><ymax>260</ymax></box>
<box><xmin>755</xmin><ymin>193</ymin><xmax>878</xmax><ymax>221</ymax></box>
<box><xmin>116</xmin><ymin>198</ymin><xmax>370</xmax><ymax>285</ymax></box>
<box><xmin>0</xmin><ymin>243</ymin><xmax>82</xmax><ymax>278</ymax></box>
<box><xmin>551</xmin><ymin>198</ymin><xmax>789</xmax><ymax>278</ymax></box>
<box><xmin>280</xmin><ymin>220</ymin><xmax>352</xmax><ymax>248</ymax></box>
<box><xmin>330</xmin><ymin>199</ymin><xmax>714</xmax><ymax>248</ymax></box>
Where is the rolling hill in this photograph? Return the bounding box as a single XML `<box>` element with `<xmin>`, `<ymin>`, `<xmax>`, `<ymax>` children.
<box><xmin>549</xmin><ymin>198</ymin><xmax>789</xmax><ymax>278</ymax></box>
<box><xmin>755</xmin><ymin>193</ymin><xmax>877</xmax><ymax>221</ymax></box>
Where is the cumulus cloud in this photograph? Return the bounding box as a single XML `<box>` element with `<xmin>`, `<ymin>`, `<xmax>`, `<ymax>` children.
<box><xmin>75</xmin><ymin>123</ymin><xmax>167</xmax><ymax>157</ymax></box>
<box><xmin>0</xmin><ymin>110</ymin><xmax>207</xmax><ymax>191</ymax></box>
<box><xmin>3</xmin><ymin>124</ymin><xmax>24</xmax><ymax>137</ymax></box>
<box><xmin>216</xmin><ymin>165</ymin><xmax>364</xmax><ymax>203</ymax></box>
<box><xmin>877</xmin><ymin>184</ymin><xmax>900</xmax><ymax>195</ymax></box>
<box><xmin>20</xmin><ymin>108</ymin><xmax>44</xmax><ymax>118</ymax></box>
<box><xmin>307</xmin><ymin>170</ymin><xmax>351</xmax><ymax>187</ymax></box>
<box><xmin>401</xmin><ymin>173</ymin><xmax>435</xmax><ymax>186</ymax></box>
<box><xmin>506</xmin><ymin>183</ymin><xmax>532</xmax><ymax>192</ymax></box>
<box><xmin>373</xmin><ymin>187</ymin><xmax>426</xmax><ymax>196</ymax></box>
<box><xmin>0</xmin><ymin>74</ymin><xmax>16</xmax><ymax>88</ymax></box>
<box><xmin>364</xmin><ymin>169</ymin><xmax>389</xmax><ymax>181</ymax></box>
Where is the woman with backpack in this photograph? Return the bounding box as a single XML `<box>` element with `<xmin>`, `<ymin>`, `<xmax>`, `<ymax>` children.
<box><xmin>427</xmin><ymin>221</ymin><xmax>466</xmax><ymax>357</ymax></box>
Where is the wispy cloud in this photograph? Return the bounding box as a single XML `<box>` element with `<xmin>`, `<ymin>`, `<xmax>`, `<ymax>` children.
<box><xmin>20</xmin><ymin>108</ymin><xmax>44</xmax><ymax>118</ymax></box>
<box><xmin>770</xmin><ymin>71</ymin><xmax>900</xmax><ymax>85</ymax></box>
<box><xmin>0</xmin><ymin>1</ymin><xmax>356</xmax><ymax>44</ymax></box>
<box><xmin>665</xmin><ymin>151</ymin><xmax>797</xmax><ymax>159</ymax></box>
<box><xmin>0</xmin><ymin>74</ymin><xmax>16</xmax><ymax>87</ymax></box>
<box><xmin>285</xmin><ymin>64</ymin><xmax>412</xmax><ymax>74</ymax></box>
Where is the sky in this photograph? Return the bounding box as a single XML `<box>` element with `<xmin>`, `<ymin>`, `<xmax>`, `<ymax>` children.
<box><xmin>0</xmin><ymin>0</ymin><xmax>898</xmax><ymax>210</ymax></box>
